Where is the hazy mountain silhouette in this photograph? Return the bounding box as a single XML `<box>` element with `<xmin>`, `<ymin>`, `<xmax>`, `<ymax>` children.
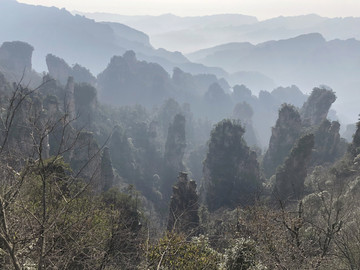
<box><xmin>75</xmin><ymin>13</ymin><xmax>258</xmax><ymax>52</ymax></box>
<box><xmin>0</xmin><ymin>0</ymin><xmax>227</xmax><ymax>78</ymax></box>
<box><xmin>188</xmin><ymin>33</ymin><xmax>360</xmax><ymax>122</ymax></box>
<box><xmin>78</xmin><ymin>13</ymin><xmax>360</xmax><ymax>53</ymax></box>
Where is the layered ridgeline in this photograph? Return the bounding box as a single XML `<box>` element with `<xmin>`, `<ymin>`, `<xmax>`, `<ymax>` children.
<box><xmin>0</xmin><ymin>0</ymin><xmax>224</xmax><ymax>77</ymax></box>
<box><xmin>188</xmin><ymin>33</ymin><xmax>360</xmax><ymax>121</ymax></box>
<box><xmin>41</xmin><ymin>41</ymin><xmax>311</xmax><ymax>148</ymax></box>
<box><xmin>2</xmin><ymin>0</ymin><xmax>360</xmax><ymax>123</ymax></box>
<box><xmin>80</xmin><ymin>13</ymin><xmax>360</xmax><ymax>53</ymax></box>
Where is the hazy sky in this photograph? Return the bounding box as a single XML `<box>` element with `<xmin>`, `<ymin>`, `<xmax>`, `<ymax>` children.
<box><xmin>17</xmin><ymin>0</ymin><xmax>360</xmax><ymax>19</ymax></box>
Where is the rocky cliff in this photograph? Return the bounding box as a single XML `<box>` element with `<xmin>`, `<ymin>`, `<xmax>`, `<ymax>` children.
<box><xmin>46</xmin><ymin>54</ymin><xmax>96</xmax><ymax>86</ymax></box>
<box><xmin>273</xmin><ymin>133</ymin><xmax>314</xmax><ymax>202</ymax></box>
<box><xmin>263</xmin><ymin>104</ymin><xmax>302</xmax><ymax>178</ymax></box>
<box><xmin>202</xmin><ymin>119</ymin><xmax>261</xmax><ymax>211</ymax></box>
<box><xmin>300</xmin><ymin>87</ymin><xmax>336</xmax><ymax>127</ymax></box>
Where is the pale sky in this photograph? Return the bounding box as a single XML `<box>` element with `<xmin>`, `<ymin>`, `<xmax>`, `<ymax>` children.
<box><xmin>17</xmin><ymin>0</ymin><xmax>360</xmax><ymax>19</ymax></box>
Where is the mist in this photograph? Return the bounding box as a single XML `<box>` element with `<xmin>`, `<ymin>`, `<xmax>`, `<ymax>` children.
<box><xmin>1</xmin><ymin>1</ymin><xmax>360</xmax><ymax>268</ymax></box>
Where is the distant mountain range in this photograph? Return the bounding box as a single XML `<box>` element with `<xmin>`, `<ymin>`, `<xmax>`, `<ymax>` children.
<box><xmin>187</xmin><ymin>33</ymin><xmax>360</xmax><ymax>121</ymax></box>
<box><xmin>188</xmin><ymin>33</ymin><xmax>360</xmax><ymax>84</ymax></box>
<box><xmin>2</xmin><ymin>1</ymin><xmax>360</xmax><ymax>123</ymax></box>
<box><xmin>77</xmin><ymin>12</ymin><xmax>360</xmax><ymax>53</ymax></box>
<box><xmin>0</xmin><ymin>0</ymin><xmax>226</xmax><ymax>77</ymax></box>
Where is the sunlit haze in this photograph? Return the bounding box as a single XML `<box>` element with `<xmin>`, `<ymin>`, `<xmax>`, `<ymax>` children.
<box><xmin>17</xmin><ymin>0</ymin><xmax>360</xmax><ymax>19</ymax></box>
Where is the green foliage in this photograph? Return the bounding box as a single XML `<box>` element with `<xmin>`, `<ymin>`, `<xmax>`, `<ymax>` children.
<box><xmin>147</xmin><ymin>233</ymin><xmax>220</xmax><ymax>270</ymax></box>
<box><xmin>100</xmin><ymin>187</ymin><xmax>144</xmax><ymax>269</ymax></box>
<box><xmin>12</xmin><ymin>157</ymin><xmax>110</xmax><ymax>269</ymax></box>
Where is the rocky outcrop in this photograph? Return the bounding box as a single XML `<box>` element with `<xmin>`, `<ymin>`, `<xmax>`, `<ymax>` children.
<box><xmin>202</xmin><ymin>119</ymin><xmax>261</xmax><ymax>211</ymax></box>
<box><xmin>300</xmin><ymin>87</ymin><xmax>336</xmax><ymax>127</ymax></box>
<box><xmin>273</xmin><ymin>133</ymin><xmax>314</xmax><ymax>202</ymax></box>
<box><xmin>72</xmin><ymin>64</ymin><xmax>97</xmax><ymax>85</ymax></box>
<box><xmin>74</xmin><ymin>83</ymin><xmax>97</xmax><ymax>128</ymax></box>
<box><xmin>0</xmin><ymin>41</ymin><xmax>33</xmax><ymax>77</ymax></box>
<box><xmin>312</xmin><ymin>120</ymin><xmax>347</xmax><ymax>165</ymax></box>
<box><xmin>46</xmin><ymin>54</ymin><xmax>72</xmax><ymax>86</ymax></box>
<box><xmin>167</xmin><ymin>172</ymin><xmax>199</xmax><ymax>236</ymax></box>
<box><xmin>263</xmin><ymin>104</ymin><xmax>302</xmax><ymax>178</ymax></box>
<box><xmin>46</xmin><ymin>54</ymin><xmax>96</xmax><ymax>86</ymax></box>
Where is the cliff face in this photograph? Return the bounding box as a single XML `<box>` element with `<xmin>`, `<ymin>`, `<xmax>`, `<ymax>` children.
<box><xmin>312</xmin><ymin>120</ymin><xmax>347</xmax><ymax>165</ymax></box>
<box><xmin>263</xmin><ymin>104</ymin><xmax>302</xmax><ymax>179</ymax></box>
<box><xmin>46</xmin><ymin>54</ymin><xmax>96</xmax><ymax>86</ymax></box>
<box><xmin>0</xmin><ymin>41</ymin><xmax>33</xmax><ymax>76</ymax></box>
<box><xmin>46</xmin><ymin>54</ymin><xmax>72</xmax><ymax>86</ymax></box>
<box><xmin>273</xmin><ymin>133</ymin><xmax>314</xmax><ymax>202</ymax></box>
<box><xmin>167</xmin><ymin>172</ymin><xmax>199</xmax><ymax>236</ymax></box>
<box><xmin>264</xmin><ymin>88</ymin><xmax>345</xmax><ymax>178</ymax></box>
<box><xmin>202</xmin><ymin>119</ymin><xmax>261</xmax><ymax>211</ymax></box>
<box><xmin>300</xmin><ymin>87</ymin><xmax>336</xmax><ymax>127</ymax></box>
<box><xmin>74</xmin><ymin>83</ymin><xmax>97</xmax><ymax>128</ymax></box>
<box><xmin>0</xmin><ymin>41</ymin><xmax>41</xmax><ymax>86</ymax></box>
